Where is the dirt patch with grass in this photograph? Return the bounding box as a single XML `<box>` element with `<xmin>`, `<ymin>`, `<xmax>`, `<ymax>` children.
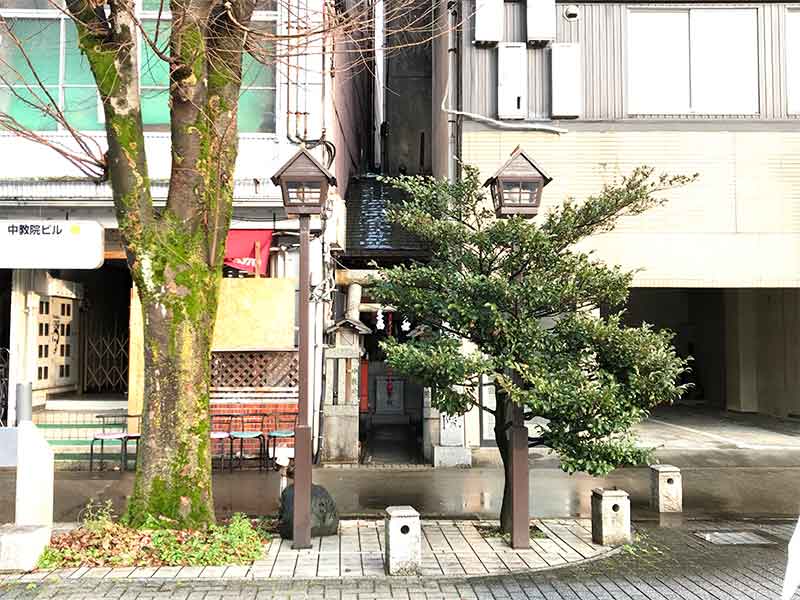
<box><xmin>37</xmin><ymin>501</ymin><xmax>270</xmax><ymax>569</ymax></box>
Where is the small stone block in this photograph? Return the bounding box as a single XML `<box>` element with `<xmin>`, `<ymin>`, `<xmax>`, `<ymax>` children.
<box><xmin>433</xmin><ymin>445</ymin><xmax>472</xmax><ymax>468</ymax></box>
<box><xmin>649</xmin><ymin>464</ymin><xmax>683</xmax><ymax>513</ymax></box>
<box><xmin>0</xmin><ymin>525</ymin><xmax>52</xmax><ymax>573</ymax></box>
<box><xmin>590</xmin><ymin>488</ymin><xmax>631</xmax><ymax>546</ymax></box>
<box><xmin>384</xmin><ymin>506</ymin><xmax>421</xmax><ymax>575</ymax></box>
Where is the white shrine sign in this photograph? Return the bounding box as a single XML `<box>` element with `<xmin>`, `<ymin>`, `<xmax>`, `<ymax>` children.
<box><xmin>439</xmin><ymin>413</ymin><xmax>465</xmax><ymax>447</ymax></box>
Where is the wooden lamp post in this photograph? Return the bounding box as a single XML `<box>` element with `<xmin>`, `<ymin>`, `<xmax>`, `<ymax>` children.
<box><xmin>271</xmin><ymin>148</ymin><xmax>336</xmax><ymax>549</ymax></box>
<box><xmin>484</xmin><ymin>147</ymin><xmax>551</xmax><ymax>550</ymax></box>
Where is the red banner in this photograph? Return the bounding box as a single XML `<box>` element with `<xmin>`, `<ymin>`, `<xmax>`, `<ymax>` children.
<box><xmin>224</xmin><ymin>229</ymin><xmax>273</xmax><ymax>276</ymax></box>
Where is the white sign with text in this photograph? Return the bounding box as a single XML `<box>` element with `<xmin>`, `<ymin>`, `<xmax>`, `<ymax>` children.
<box><xmin>440</xmin><ymin>413</ymin><xmax>465</xmax><ymax>447</ymax></box>
<box><xmin>0</xmin><ymin>221</ymin><xmax>105</xmax><ymax>269</ymax></box>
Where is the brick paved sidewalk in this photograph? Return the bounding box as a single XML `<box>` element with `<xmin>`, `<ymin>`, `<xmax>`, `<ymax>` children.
<box><xmin>0</xmin><ymin>518</ymin><xmax>613</xmax><ymax>583</ymax></box>
<box><xmin>0</xmin><ymin>519</ymin><xmax>793</xmax><ymax>599</ymax></box>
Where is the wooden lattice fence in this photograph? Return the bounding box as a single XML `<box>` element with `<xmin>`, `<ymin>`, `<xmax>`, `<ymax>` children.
<box><xmin>211</xmin><ymin>351</ymin><xmax>299</xmax><ymax>388</ymax></box>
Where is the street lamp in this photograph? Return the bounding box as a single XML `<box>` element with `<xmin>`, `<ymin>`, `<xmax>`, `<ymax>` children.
<box><xmin>483</xmin><ymin>147</ymin><xmax>551</xmax><ymax>551</ymax></box>
<box><xmin>271</xmin><ymin>147</ymin><xmax>336</xmax><ymax>549</ymax></box>
<box><xmin>484</xmin><ymin>147</ymin><xmax>552</xmax><ymax>218</ymax></box>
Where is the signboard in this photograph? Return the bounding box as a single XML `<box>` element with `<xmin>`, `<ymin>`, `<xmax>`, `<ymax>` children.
<box><xmin>440</xmin><ymin>413</ymin><xmax>465</xmax><ymax>447</ymax></box>
<box><xmin>479</xmin><ymin>376</ymin><xmax>497</xmax><ymax>446</ymax></box>
<box><xmin>0</xmin><ymin>221</ymin><xmax>104</xmax><ymax>269</ymax></box>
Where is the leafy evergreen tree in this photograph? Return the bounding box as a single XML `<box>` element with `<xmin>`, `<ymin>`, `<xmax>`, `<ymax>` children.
<box><xmin>373</xmin><ymin>165</ymin><xmax>696</xmax><ymax>532</ymax></box>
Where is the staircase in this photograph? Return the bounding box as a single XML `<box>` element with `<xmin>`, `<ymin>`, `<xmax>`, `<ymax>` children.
<box><xmin>32</xmin><ymin>409</ymin><xmax>133</xmax><ymax>471</ymax></box>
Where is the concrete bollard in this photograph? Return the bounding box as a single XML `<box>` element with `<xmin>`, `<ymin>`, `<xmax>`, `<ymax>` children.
<box><xmin>0</xmin><ymin>421</ymin><xmax>54</xmax><ymax>572</ymax></box>
<box><xmin>591</xmin><ymin>488</ymin><xmax>631</xmax><ymax>546</ymax></box>
<box><xmin>15</xmin><ymin>383</ymin><xmax>32</xmax><ymax>425</ymax></box>
<box><xmin>650</xmin><ymin>464</ymin><xmax>682</xmax><ymax>513</ymax></box>
<box><xmin>384</xmin><ymin>506</ymin><xmax>421</xmax><ymax>575</ymax></box>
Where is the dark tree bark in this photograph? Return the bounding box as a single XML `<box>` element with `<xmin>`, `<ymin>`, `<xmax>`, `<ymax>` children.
<box><xmin>493</xmin><ymin>388</ymin><xmax>514</xmax><ymax>534</ymax></box>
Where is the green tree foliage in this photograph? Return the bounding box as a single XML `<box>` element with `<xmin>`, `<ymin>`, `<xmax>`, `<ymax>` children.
<box><xmin>372</xmin><ymin>165</ymin><xmax>696</xmax><ymax>528</ymax></box>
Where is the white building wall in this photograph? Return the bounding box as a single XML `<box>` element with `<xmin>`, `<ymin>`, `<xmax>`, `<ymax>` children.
<box><xmin>463</xmin><ymin>128</ymin><xmax>800</xmax><ymax>288</ymax></box>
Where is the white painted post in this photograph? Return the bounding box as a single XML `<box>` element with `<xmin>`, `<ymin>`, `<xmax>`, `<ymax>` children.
<box><xmin>591</xmin><ymin>488</ymin><xmax>631</xmax><ymax>546</ymax></box>
<box><xmin>650</xmin><ymin>464</ymin><xmax>683</xmax><ymax>513</ymax></box>
<box><xmin>0</xmin><ymin>420</ymin><xmax>54</xmax><ymax>572</ymax></box>
<box><xmin>15</xmin><ymin>421</ymin><xmax>53</xmax><ymax>528</ymax></box>
<box><xmin>384</xmin><ymin>506</ymin><xmax>421</xmax><ymax>575</ymax></box>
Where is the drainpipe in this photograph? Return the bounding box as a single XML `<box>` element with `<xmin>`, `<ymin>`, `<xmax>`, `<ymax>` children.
<box><xmin>374</xmin><ymin>0</ymin><xmax>385</xmax><ymax>170</ymax></box>
<box><xmin>447</xmin><ymin>0</ymin><xmax>457</xmax><ymax>183</ymax></box>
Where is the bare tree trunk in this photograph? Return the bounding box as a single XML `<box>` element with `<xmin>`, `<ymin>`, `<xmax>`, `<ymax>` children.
<box><xmin>494</xmin><ymin>389</ymin><xmax>513</xmax><ymax>534</ymax></box>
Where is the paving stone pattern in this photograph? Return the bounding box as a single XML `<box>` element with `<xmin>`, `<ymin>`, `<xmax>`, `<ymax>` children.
<box><xmin>0</xmin><ymin>519</ymin><xmax>793</xmax><ymax>599</ymax></box>
<box><xmin>256</xmin><ymin>519</ymin><xmax>609</xmax><ymax>579</ymax></box>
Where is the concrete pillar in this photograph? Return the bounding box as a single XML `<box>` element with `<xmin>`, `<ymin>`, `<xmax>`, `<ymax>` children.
<box><xmin>8</xmin><ymin>271</ymin><xmax>39</xmax><ymax>423</ymax></box>
<box><xmin>128</xmin><ymin>284</ymin><xmax>144</xmax><ymax>433</ymax></box>
<box><xmin>384</xmin><ymin>506</ymin><xmax>421</xmax><ymax>575</ymax></box>
<box><xmin>321</xmin><ymin>343</ymin><xmax>361</xmax><ymax>463</ymax></box>
<box><xmin>15</xmin><ymin>421</ymin><xmax>53</xmax><ymax>527</ymax></box>
<box><xmin>724</xmin><ymin>290</ymin><xmax>759</xmax><ymax>413</ymax></box>
<box><xmin>421</xmin><ymin>388</ymin><xmax>439</xmax><ymax>463</ymax></box>
<box><xmin>591</xmin><ymin>488</ymin><xmax>631</xmax><ymax>546</ymax></box>
<box><xmin>15</xmin><ymin>383</ymin><xmax>31</xmax><ymax>424</ymax></box>
<box><xmin>433</xmin><ymin>412</ymin><xmax>472</xmax><ymax>467</ymax></box>
<box><xmin>649</xmin><ymin>464</ymin><xmax>682</xmax><ymax>513</ymax></box>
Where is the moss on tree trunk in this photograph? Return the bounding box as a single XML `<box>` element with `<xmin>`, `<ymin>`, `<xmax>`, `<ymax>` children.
<box><xmin>66</xmin><ymin>0</ymin><xmax>252</xmax><ymax>529</ymax></box>
<box><xmin>124</xmin><ymin>223</ymin><xmax>222</xmax><ymax>528</ymax></box>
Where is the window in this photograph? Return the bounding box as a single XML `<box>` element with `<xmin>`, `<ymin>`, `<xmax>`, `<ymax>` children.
<box><xmin>0</xmin><ymin>0</ymin><xmax>277</xmax><ymax>132</ymax></box>
<box><xmin>788</xmin><ymin>11</ymin><xmax>800</xmax><ymax>114</ymax></box>
<box><xmin>627</xmin><ymin>9</ymin><xmax>759</xmax><ymax>115</ymax></box>
<box><xmin>501</xmin><ymin>180</ymin><xmax>539</xmax><ymax>206</ymax></box>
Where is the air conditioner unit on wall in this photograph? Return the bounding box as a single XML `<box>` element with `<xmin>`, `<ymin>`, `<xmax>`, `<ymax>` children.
<box><xmin>527</xmin><ymin>0</ymin><xmax>556</xmax><ymax>45</ymax></box>
<box><xmin>551</xmin><ymin>42</ymin><xmax>582</xmax><ymax>118</ymax></box>
<box><xmin>498</xmin><ymin>43</ymin><xmax>528</xmax><ymax>119</ymax></box>
<box><xmin>474</xmin><ymin>0</ymin><xmax>503</xmax><ymax>44</ymax></box>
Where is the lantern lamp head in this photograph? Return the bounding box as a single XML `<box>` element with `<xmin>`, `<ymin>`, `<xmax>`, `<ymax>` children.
<box><xmin>271</xmin><ymin>148</ymin><xmax>337</xmax><ymax>216</ymax></box>
<box><xmin>483</xmin><ymin>147</ymin><xmax>552</xmax><ymax>219</ymax></box>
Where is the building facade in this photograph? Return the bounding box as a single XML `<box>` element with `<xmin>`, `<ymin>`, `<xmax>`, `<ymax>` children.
<box><xmin>431</xmin><ymin>0</ymin><xmax>800</xmax><ymax>444</ymax></box>
<box><xmin>0</xmin><ymin>0</ymin><xmax>358</xmax><ymax>466</ymax></box>
<box><xmin>324</xmin><ymin>0</ymin><xmax>800</xmax><ymax>466</ymax></box>
<box><xmin>3</xmin><ymin>0</ymin><xmax>799</xmax><ymax>469</ymax></box>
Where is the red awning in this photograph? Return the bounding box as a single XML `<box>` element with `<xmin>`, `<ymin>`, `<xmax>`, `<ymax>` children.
<box><xmin>224</xmin><ymin>229</ymin><xmax>273</xmax><ymax>276</ymax></box>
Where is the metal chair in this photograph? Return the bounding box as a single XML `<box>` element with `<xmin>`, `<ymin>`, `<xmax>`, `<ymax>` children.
<box><xmin>267</xmin><ymin>412</ymin><xmax>297</xmax><ymax>470</ymax></box>
<box><xmin>230</xmin><ymin>413</ymin><xmax>272</xmax><ymax>471</ymax></box>
<box><xmin>210</xmin><ymin>414</ymin><xmax>235</xmax><ymax>470</ymax></box>
<box><xmin>90</xmin><ymin>412</ymin><xmax>128</xmax><ymax>471</ymax></box>
<box><xmin>121</xmin><ymin>415</ymin><xmax>142</xmax><ymax>471</ymax></box>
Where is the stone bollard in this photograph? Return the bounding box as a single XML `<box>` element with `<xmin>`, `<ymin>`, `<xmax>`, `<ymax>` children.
<box><xmin>650</xmin><ymin>464</ymin><xmax>682</xmax><ymax>513</ymax></box>
<box><xmin>0</xmin><ymin>420</ymin><xmax>54</xmax><ymax>571</ymax></box>
<box><xmin>591</xmin><ymin>488</ymin><xmax>631</xmax><ymax>546</ymax></box>
<box><xmin>384</xmin><ymin>506</ymin><xmax>421</xmax><ymax>575</ymax></box>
